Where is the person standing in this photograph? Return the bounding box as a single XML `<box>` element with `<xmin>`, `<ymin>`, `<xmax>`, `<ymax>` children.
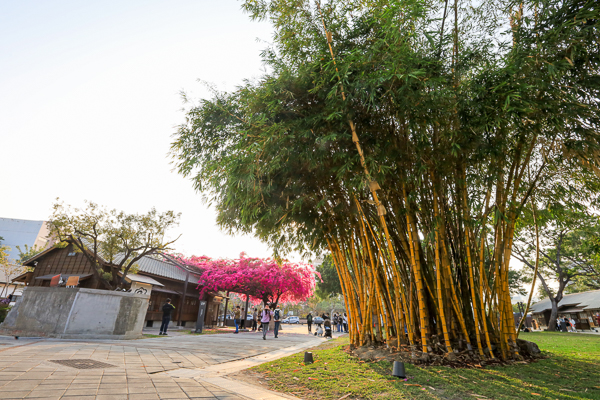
<box><xmin>261</xmin><ymin>305</ymin><xmax>272</xmax><ymax>340</ymax></box>
<box><xmin>273</xmin><ymin>305</ymin><xmax>282</xmax><ymax>338</ymax></box>
<box><xmin>307</xmin><ymin>312</ymin><xmax>313</xmax><ymax>334</ymax></box>
<box><xmin>258</xmin><ymin>308</ymin><xmax>263</xmax><ymax>331</ymax></box>
<box><xmin>252</xmin><ymin>307</ymin><xmax>258</xmax><ymax>331</ymax></box>
<box><xmin>343</xmin><ymin>313</ymin><xmax>348</xmax><ymax>333</ymax></box>
<box><xmin>160</xmin><ymin>298</ymin><xmax>175</xmax><ymax>335</ymax></box>
<box><xmin>596</xmin><ymin>312</ymin><xmax>600</xmax><ymax>328</ymax></box>
<box><xmin>233</xmin><ymin>306</ymin><xmax>241</xmax><ymax>334</ymax></box>
<box><xmin>240</xmin><ymin>307</ymin><xmax>246</xmax><ymax>329</ymax></box>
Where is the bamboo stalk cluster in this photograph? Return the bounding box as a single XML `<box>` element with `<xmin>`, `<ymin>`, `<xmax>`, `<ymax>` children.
<box><xmin>324</xmin><ymin>167</ymin><xmax>527</xmax><ymax>360</ymax></box>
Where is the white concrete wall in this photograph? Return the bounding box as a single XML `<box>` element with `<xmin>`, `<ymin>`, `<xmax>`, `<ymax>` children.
<box><xmin>0</xmin><ymin>286</ymin><xmax>149</xmax><ymax>339</ymax></box>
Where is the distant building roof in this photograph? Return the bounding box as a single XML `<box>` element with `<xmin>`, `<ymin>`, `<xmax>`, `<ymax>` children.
<box><xmin>529</xmin><ymin>289</ymin><xmax>600</xmax><ymax>313</ymax></box>
<box><xmin>0</xmin><ymin>218</ymin><xmax>51</xmax><ymax>260</ymax></box>
<box><xmin>116</xmin><ymin>254</ymin><xmax>200</xmax><ymax>284</ymax></box>
<box><xmin>78</xmin><ymin>238</ymin><xmax>201</xmax><ymax>284</ymax></box>
<box><xmin>122</xmin><ymin>273</ymin><xmax>164</xmax><ymax>287</ymax></box>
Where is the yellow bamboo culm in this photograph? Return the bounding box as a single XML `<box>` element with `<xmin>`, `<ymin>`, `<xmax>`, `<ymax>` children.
<box><xmin>461</xmin><ymin>170</ymin><xmax>485</xmax><ymax>358</ymax></box>
<box><xmin>433</xmin><ymin>194</ymin><xmax>453</xmax><ymax>353</ymax></box>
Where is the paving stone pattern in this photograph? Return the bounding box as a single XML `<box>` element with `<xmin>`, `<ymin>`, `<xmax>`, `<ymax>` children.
<box><xmin>0</xmin><ymin>329</ymin><xmax>316</xmax><ymax>400</ymax></box>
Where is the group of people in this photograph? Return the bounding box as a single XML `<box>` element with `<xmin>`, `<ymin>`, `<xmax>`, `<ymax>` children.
<box><xmin>157</xmin><ymin>297</ymin><xmax>352</xmax><ymax>340</ymax></box>
<box><xmin>305</xmin><ymin>311</ymin><xmax>349</xmax><ymax>339</ymax></box>
<box><xmin>231</xmin><ymin>304</ymin><xmax>283</xmax><ymax>340</ymax></box>
<box><xmin>556</xmin><ymin>316</ymin><xmax>578</xmax><ymax>332</ymax></box>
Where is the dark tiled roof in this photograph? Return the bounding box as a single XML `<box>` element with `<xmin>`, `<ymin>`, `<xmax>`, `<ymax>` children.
<box><xmin>30</xmin><ymin>238</ymin><xmax>200</xmax><ymax>284</ymax></box>
<box><xmin>135</xmin><ymin>256</ymin><xmax>199</xmax><ymax>283</ymax></box>
<box><xmin>530</xmin><ymin>289</ymin><xmax>600</xmax><ymax>313</ymax></box>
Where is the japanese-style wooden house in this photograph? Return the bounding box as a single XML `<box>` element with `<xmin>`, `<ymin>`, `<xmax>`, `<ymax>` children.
<box><xmin>14</xmin><ymin>243</ymin><xmax>223</xmax><ymax>329</ymax></box>
<box><xmin>529</xmin><ymin>289</ymin><xmax>600</xmax><ymax>331</ymax></box>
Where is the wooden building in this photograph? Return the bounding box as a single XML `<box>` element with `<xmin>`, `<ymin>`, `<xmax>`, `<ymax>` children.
<box><xmin>529</xmin><ymin>289</ymin><xmax>600</xmax><ymax>331</ymax></box>
<box><xmin>14</xmin><ymin>243</ymin><xmax>222</xmax><ymax>329</ymax></box>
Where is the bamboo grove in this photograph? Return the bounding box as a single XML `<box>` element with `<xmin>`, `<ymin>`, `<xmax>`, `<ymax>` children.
<box><xmin>171</xmin><ymin>0</ymin><xmax>600</xmax><ymax>360</ymax></box>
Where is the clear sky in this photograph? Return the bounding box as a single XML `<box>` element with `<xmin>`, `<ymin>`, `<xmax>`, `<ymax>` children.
<box><xmin>0</xmin><ymin>0</ymin><xmax>278</xmax><ymax>259</ymax></box>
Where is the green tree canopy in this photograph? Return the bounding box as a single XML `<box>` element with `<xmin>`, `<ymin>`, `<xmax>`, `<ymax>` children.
<box><xmin>315</xmin><ymin>255</ymin><xmax>343</xmax><ymax>298</ymax></box>
<box><xmin>49</xmin><ymin>200</ymin><xmax>181</xmax><ymax>289</ymax></box>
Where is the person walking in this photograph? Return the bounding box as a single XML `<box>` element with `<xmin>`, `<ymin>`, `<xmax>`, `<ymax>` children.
<box><xmin>240</xmin><ymin>307</ymin><xmax>246</xmax><ymax>329</ymax></box>
<box><xmin>343</xmin><ymin>313</ymin><xmax>348</xmax><ymax>333</ymax></box>
<box><xmin>273</xmin><ymin>305</ymin><xmax>282</xmax><ymax>338</ymax></box>
<box><xmin>159</xmin><ymin>298</ymin><xmax>175</xmax><ymax>335</ymax></box>
<box><xmin>596</xmin><ymin>312</ymin><xmax>600</xmax><ymax>328</ymax></box>
<box><xmin>307</xmin><ymin>312</ymin><xmax>313</xmax><ymax>334</ymax></box>
<box><xmin>261</xmin><ymin>305</ymin><xmax>272</xmax><ymax>340</ymax></box>
<box><xmin>233</xmin><ymin>306</ymin><xmax>241</xmax><ymax>334</ymax></box>
<box><xmin>252</xmin><ymin>307</ymin><xmax>258</xmax><ymax>331</ymax></box>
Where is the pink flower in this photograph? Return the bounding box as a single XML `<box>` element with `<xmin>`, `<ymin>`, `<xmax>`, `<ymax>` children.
<box><xmin>173</xmin><ymin>253</ymin><xmax>319</xmax><ymax>306</ymax></box>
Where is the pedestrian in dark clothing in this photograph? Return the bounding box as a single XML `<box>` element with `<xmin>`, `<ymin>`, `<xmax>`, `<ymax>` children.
<box><xmin>324</xmin><ymin>317</ymin><xmax>332</xmax><ymax>338</ymax></box>
<box><xmin>252</xmin><ymin>308</ymin><xmax>258</xmax><ymax>331</ymax></box>
<box><xmin>240</xmin><ymin>307</ymin><xmax>246</xmax><ymax>329</ymax></box>
<box><xmin>258</xmin><ymin>308</ymin><xmax>263</xmax><ymax>331</ymax></box>
<box><xmin>233</xmin><ymin>306</ymin><xmax>241</xmax><ymax>333</ymax></box>
<box><xmin>273</xmin><ymin>305</ymin><xmax>282</xmax><ymax>338</ymax></box>
<box><xmin>307</xmin><ymin>312</ymin><xmax>313</xmax><ymax>333</ymax></box>
<box><xmin>160</xmin><ymin>298</ymin><xmax>175</xmax><ymax>335</ymax></box>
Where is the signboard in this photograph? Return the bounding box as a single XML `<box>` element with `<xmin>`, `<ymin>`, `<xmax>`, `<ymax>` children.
<box><xmin>195</xmin><ymin>301</ymin><xmax>208</xmax><ymax>333</ymax></box>
<box><xmin>130</xmin><ymin>282</ymin><xmax>152</xmax><ymax>295</ymax></box>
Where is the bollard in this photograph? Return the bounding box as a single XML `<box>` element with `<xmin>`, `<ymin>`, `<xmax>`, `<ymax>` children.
<box><xmin>304</xmin><ymin>352</ymin><xmax>314</xmax><ymax>364</ymax></box>
<box><xmin>392</xmin><ymin>361</ymin><xmax>406</xmax><ymax>378</ymax></box>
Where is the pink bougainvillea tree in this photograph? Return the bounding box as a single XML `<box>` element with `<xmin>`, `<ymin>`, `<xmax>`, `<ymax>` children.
<box><xmin>177</xmin><ymin>253</ymin><xmax>321</xmax><ymax>307</ymax></box>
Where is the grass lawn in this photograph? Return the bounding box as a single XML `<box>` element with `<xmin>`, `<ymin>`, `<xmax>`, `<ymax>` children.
<box><xmin>249</xmin><ymin>332</ymin><xmax>600</xmax><ymax>399</ymax></box>
<box><xmin>184</xmin><ymin>327</ymin><xmax>236</xmax><ymax>335</ymax></box>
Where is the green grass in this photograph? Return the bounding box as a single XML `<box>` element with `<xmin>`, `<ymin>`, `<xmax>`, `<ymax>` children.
<box><xmin>183</xmin><ymin>327</ymin><xmax>236</xmax><ymax>335</ymax></box>
<box><xmin>141</xmin><ymin>334</ymin><xmax>163</xmax><ymax>338</ymax></box>
<box><xmin>251</xmin><ymin>332</ymin><xmax>600</xmax><ymax>400</ymax></box>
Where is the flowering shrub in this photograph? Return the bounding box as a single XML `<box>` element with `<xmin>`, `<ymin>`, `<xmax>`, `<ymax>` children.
<box><xmin>177</xmin><ymin>253</ymin><xmax>321</xmax><ymax>307</ymax></box>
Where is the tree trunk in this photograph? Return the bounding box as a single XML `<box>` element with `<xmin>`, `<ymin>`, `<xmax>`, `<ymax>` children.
<box><xmin>548</xmin><ymin>299</ymin><xmax>559</xmax><ymax>331</ymax></box>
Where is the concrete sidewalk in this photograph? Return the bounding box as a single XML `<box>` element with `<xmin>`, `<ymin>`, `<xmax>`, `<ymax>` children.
<box><xmin>0</xmin><ymin>326</ymin><xmax>325</xmax><ymax>400</ymax></box>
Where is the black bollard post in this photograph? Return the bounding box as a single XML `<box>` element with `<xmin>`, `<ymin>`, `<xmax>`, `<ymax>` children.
<box><xmin>304</xmin><ymin>352</ymin><xmax>314</xmax><ymax>364</ymax></box>
<box><xmin>392</xmin><ymin>361</ymin><xmax>406</xmax><ymax>378</ymax></box>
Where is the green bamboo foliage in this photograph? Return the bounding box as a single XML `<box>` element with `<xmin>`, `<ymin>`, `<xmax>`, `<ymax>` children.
<box><xmin>172</xmin><ymin>0</ymin><xmax>600</xmax><ymax>360</ymax></box>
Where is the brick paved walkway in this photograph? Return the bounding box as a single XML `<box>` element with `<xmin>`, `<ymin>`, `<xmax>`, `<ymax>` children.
<box><xmin>0</xmin><ymin>327</ymin><xmax>323</xmax><ymax>400</ymax></box>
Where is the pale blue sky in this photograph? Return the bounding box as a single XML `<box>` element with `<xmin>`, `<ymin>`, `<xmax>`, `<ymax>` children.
<box><xmin>0</xmin><ymin>1</ymin><xmax>278</xmax><ymax>259</ymax></box>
